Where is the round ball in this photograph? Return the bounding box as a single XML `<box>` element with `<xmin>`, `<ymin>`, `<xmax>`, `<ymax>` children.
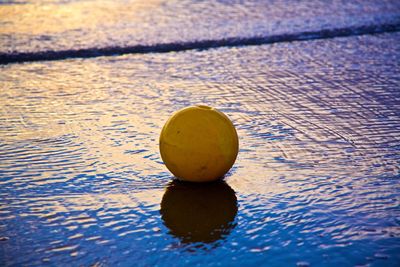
<box><xmin>159</xmin><ymin>105</ymin><xmax>239</xmax><ymax>182</ymax></box>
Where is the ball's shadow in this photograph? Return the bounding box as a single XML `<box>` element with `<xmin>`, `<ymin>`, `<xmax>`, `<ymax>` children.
<box><xmin>160</xmin><ymin>179</ymin><xmax>238</xmax><ymax>244</ymax></box>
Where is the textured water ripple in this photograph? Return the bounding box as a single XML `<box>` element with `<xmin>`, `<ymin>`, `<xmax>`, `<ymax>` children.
<box><xmin>0</xmin><ymin>33</ymin><xmax>400</xmax><ymax>266</ymax></box>
<box><xmin>1</xmin><ymin>0</ymin><xmax>400</xmax><ymax>55</ymax></box>
<box><xmin>2</xmin><ymin>22</ymin><xmax>400</xmax><ymax>64</ymax></box>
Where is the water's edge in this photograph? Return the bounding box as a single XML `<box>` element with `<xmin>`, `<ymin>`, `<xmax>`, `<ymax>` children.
<box><xmin>1</xmin><ymin>22</ymin><xmax>400</xmax><ymax>65</ymax></box>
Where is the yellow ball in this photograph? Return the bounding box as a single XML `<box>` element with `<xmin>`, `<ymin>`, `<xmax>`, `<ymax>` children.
<box><xmin>159</xmin><ymin>105</ymin><xmax>239</xmax><ymax>182</ymax></box>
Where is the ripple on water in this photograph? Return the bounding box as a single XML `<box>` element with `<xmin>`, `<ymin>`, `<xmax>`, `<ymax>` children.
<box><xmin>1</xmin><ymin>0</ymin><xmax>399</xmax><ymax>54</ymax></box>
<box><xmin>0</xmin><ymin>33</ymin><xmax>400</xmax><ymax>266</ymax></box>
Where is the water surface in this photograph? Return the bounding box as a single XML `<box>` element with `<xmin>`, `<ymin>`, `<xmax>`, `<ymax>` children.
<box><xmin>1</xmin><ymin>33</ymin><xmax>400</xmax><ymax>266</ymax></box>
<box><xmin>1</xmin><ymin>0</ymin><xmax>399</xmax><ymax>54</ymax></box>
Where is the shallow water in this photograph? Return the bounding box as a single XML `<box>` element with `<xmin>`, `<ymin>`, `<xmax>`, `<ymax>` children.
<box><xmin>1</xmin><ymin>33</ymin><xmax>400</xmax><ymax>266</ymax></box>
<box><xmin>1</xmin><ymin>0</ymin><xmax>400</xmax><ymax>54</ymax></box>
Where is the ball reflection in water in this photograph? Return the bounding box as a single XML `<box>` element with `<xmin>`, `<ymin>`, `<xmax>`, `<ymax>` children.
<box><xmin>160</xmin><ymin>180</ymin><xmax>238</xmax><ymax>244</ymax></box>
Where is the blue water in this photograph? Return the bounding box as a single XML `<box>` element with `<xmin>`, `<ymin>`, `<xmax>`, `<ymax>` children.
<box><xmin>1</xmin><ymin>32</ymin><xmax>400</xmax><ymax>266</ymax></box>
<box><xmin>1</xmin><ymin>1</ymin><xmax>400</xmax><ymax>265</ymax></box>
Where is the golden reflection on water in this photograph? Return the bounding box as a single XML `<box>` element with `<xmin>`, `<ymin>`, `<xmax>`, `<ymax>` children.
<box><xmin>1</xmin><ymin>35</ymin><xmax>398</xmax><ymax>220</ymax></box>
<box><xmin>0</xmin><ymin>0</ymin><xmax>162</xmax><ymax>35</ymax></box>
<box><xmin>2</xmin><ymin>51</ymin><xmax>392</xmax><ymax>199</ymax></box>
<box><xmin>0</xmin><ymin>60</ymin><xmax>168</xmax><ymax>182</ymax></box>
